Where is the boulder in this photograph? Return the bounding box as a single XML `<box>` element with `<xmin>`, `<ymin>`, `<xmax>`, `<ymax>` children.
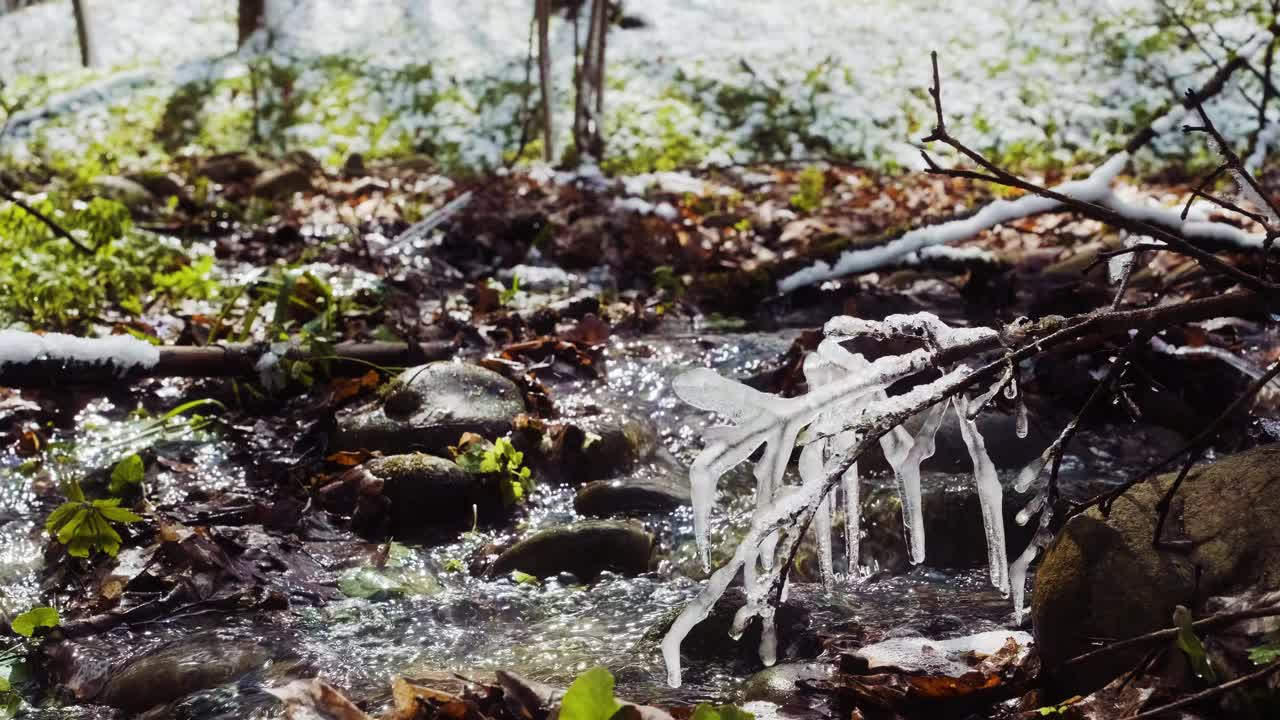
<box><xmin>488</xmin><ymin>520</ymin><xmax>655</xmax><ymax>579</ymax></box>
<box><xmin>1031</xmin><ymin>444</ymin><xmax>1280</xmax><ymax>693</ymax></box>
<box><xmin>333</xmin><ymin>363</ymin><xmax>526</xmax><ymax>455</ymax></box>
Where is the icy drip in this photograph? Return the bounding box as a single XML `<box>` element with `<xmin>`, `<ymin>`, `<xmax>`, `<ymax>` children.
<box><xmin>951</xmin><ymin>393</ymin><xmax>1009</xmax><ymax>593</ymax></box>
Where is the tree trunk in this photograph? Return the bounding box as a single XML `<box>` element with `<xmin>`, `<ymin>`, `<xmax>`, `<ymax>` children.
<box><xmin>71</xmin><ymin>0</ymin><xmax>92</xmax><ymax>68</ymax></box>
<box><xmin>238</xmin><ymin>0</ymin><xmax>266</xmax><ymax>47</ymax></box>
<box><xmin>536</xmin><ymin>0</ymin><xmax>553</xmax><ymax>163</ymax></box>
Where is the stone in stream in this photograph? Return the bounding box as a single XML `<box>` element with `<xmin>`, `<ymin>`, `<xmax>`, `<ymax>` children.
<box><xmin>125</xmin><ymin>171</ymin><xmax>189</xmax><ymax>205</ymax></box>
<box><xmin>645</xmin><ymin>586</ymin><xmax>823</xmax><ymax>673</ymax></box>
<box><xmin>574</xmin><ymin>461</ymin><xmax>691</xmax><ymax>516</ymax></box>
<box><xmin>347</xmin><ymin>453</ymin><xmax>508</xmax><ymax>539</ymax></box>
<box><xmin>198</xmin><ymin>152</ymin><xmax>263</xmax><ymax>183</ymax></box>
<box><xmin>553</xmin><ymin>411</ymin><xmax>660</xmax><ymax>483</ymax></box>
<box><xmin>487</xmin><ymin>520</ymin><xmax>655</xmax><ymax>579</ymax></box>
<box><xmin>333</xmin><ymin>362</ymin><xmax>526</xmax><ymax>455</ymax></box>
<box><xmin>93</xmin><ymin>638</ymin><xmax>271</xmax><ymax>712</ymax></box>
<box><xmin>252</xmin><ymin>165</ymin><xmax>313</xmax><ymax>198</ymax></box>
<box><xmin>740</xmin><ymin>662</ymin><xmax>835</xmax><ymax>704</ymax></box>
<box><xmin>91</xmin><ymin>175</ymin><xmax>153</xmax><ymax>211</ymax></box>
<box><xmin>1032</xmin><ymin>444</ymin><xmax>1280</xmax><ymax>694</ymax></box>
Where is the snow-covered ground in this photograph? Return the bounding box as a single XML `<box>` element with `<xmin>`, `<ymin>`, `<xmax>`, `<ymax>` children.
<box><xmin>0</xmin><ymin>0</ymin><xmax>1269</xmax><ymax>172</ymax></box>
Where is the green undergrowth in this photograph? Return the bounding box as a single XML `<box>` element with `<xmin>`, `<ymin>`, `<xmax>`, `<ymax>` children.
<box><xmin>0</xmin><ymin>195</ymin><xmax>218</xmax><ymax>330</ymax></box>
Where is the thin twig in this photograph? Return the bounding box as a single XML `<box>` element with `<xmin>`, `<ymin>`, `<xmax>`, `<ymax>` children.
<box><xmin>1123</xmin><ymin>661</ymin><xmax>1280</xmax><ymax>720</ymax></box>
<box><xmin>1064</xmin><ymin>604</ymin><xmax>1280</xmax><ymax>668</ymax></box>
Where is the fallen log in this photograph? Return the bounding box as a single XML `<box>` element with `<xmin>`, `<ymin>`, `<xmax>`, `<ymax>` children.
<box><xmin>0</xmin><ymin>330</ymin><xmax>455</xmax><ymax>388</ymax></box>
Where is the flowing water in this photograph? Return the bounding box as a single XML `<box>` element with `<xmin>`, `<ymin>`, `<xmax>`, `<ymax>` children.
<box><xmin>0</xmin><ymin>328</ymin><xmax>1156</xmax><ymax>718</ymax></box>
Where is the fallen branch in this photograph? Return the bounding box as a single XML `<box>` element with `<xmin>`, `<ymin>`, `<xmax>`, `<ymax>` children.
<box><xmin>1123</xmin><ymin>661</ymin><xmax>1280</xmax><ymax>720</ymax></box>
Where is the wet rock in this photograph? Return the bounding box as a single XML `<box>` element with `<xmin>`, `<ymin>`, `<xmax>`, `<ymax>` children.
<box><xmin>574</xmin><ymin>462</ymin><xmax>691</xmax><ymax>516</ymax></box>
<box><xmin>1032</xmin><ymin>444</ymin><xmax>1280</xmax><ymax>693</ymax></box>
<box><xmin>252</xmin><ymin>165</ymin><xmax>313</xmax><ymax>198</ymax></box>
<box><xmin>353</xmin><ymin>453</ymin><xmax>507</xmax><ymax>539</ymax></box>
<box><xmin>95</xmin><ymin>638</ymin><xmax>271</xmax><ymax>712</ymax></box>
<box><xmin>342</xmin><ymin>152</ymin><xmax>366</xmax><ymax>176</ymax></box>
<box><xmin>91</xmin><ymin>175</ymin><xmax>152</xmax><ymax>210</ymax></box>
<box><xmin>488</xmin><ymin>520</ymin><xmax>655</xmax><ymax>579</ymax></box>
<box><xmin>333</xmin><ymin>363</ymin><xmax>526</xmax><ymax>454</ymax></box>
<box><xmin>125</xmin><ymin>171</ymin><xmax>189</xmax><ymax>205</ymax></box>
<box><xmin>740</xmin><ymin>662</ymin><xmax>835</xmax><ymax>704</ymax></box>
<box><xmin>858</xmin><ymin>475</ymin><xmax>1036</xmax><ymax>573</ymax></box>
<box><xmin>646</xmin><ymin>585</ymin><xmax>823</xmax><ymax>673</ymax></box>
<box><xmin>198</xmin><ymin>152</ymin><xmax>262</xmax><ymax>183</ymax></box>
<box><xmin>555</xmin><ymin>412</ymin><xmax>659</xmax><ymax>483</ymax></box>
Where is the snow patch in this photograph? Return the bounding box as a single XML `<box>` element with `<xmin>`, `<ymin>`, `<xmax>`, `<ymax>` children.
<box><xmin>0</xmin><ymin>330</ymin><xmax>160</xmax><ymax>375</ymax></box>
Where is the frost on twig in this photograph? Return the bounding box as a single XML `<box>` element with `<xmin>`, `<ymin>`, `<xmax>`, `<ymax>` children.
<box><xmin>662</xmin><ymin>312</ymin><xmax>1040</xmax><ymax>687</ymax></box>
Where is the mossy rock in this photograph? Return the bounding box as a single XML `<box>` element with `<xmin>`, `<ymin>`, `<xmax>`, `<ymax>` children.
<box><xmin>1032</xmin><ymin>443</ymin><xmax>1280</xmax><ymax>694</ymax></box>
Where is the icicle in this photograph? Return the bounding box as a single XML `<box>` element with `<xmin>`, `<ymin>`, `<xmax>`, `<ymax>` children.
<box><xmin>1010</xmin><ymin>514</ymin><xmax>1054</xmax><ymax>625</ymax></box>
<box><xmin>815</xmin><ymin>490</ymin><xmax>835</xmax><ymax>589</ymax></box>
<box><xmin>1015</xmin><ymin>399</ymin><xmax>1029</xmax><ymax>439</ymax></box>
<box><xmin>841</xmin><ymin>460</ymin><xmax>860</xmax><ymax>575</ymax></box>
<box><xmin>799</xmin><ymin>443</ymin><xmax>835</xmax><ymax>588</ymax></box>
<box><xmin>952</xmin><ymin>393</ymin><xmax>1009</xmax><ymax>593</ymax></box>
<box><xmin>968</xmin><ymin>366</ymin><xmax>1012</xmax><ymax>420</ymax></box>
<box><xmin>1003</xmin><ymin>374</ymin><xmax>1018</xmax><ymax>399</ymax></box>
<box><xmin>880</xmin><ymin>402</ymin><xmax>947</xmax><ymax>564</ymax></box>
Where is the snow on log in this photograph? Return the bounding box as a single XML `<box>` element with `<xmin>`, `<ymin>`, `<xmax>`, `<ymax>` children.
<box><xmin>0</xmin><ymin>332</ymin><xmax>454</xmax><ymax>388</ymax></box>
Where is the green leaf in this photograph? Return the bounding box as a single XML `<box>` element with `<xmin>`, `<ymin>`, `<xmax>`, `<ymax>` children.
<box><xmin>691</xmin><ymin>704</ymin><xmax>755</xmax><ymax>720</ymax></box>
<box><xmin>11</xmin><ymin>607</ymin><xmax>59</xmax><ymax>637</ymax></box>
<box><xmin>560</xmin><ymin>667</ymin><xmax>620</xmax><ymax>720</ymax></box>
<box><xmin>94</xmin><ymin>501</ymin><xmax>143</xmax><ymax>524</ymax></box>
<box><xmin>511</xmin><ymin>570</ymin><xmax>540</xmax><ymax>586</ymax></box>
<box><xmin>43</xmin><ymin>502</ymin><xmax>80</xmax><ymax>533</ymax></box>
<box><xmin>1174</xmin><ymin>606</ymin><xmax>1217</xmax><ymax>683</ymax></box>
<box><xmin>108</xmin><ymin>454</ymin><xmax>144</xmax><ymax>495</ymax></box>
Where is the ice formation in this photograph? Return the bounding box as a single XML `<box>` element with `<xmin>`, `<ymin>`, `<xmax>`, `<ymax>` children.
<box><xmin>0</xmin><ymin>330</ymin><xmax>160</xmax><ymax>375</ymax></box>
<box><xmin>662</xmin><ymin>312</ymin><xmax>1036</xmax><ymax>687</ymax></box>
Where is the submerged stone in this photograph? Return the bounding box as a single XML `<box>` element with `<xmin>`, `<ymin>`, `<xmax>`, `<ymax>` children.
<box><xmin>488</xmin><ymin>520</ymin><xmax>655</xmax><ymax>579</ymax></box>
<box><xmin>334</xmin><ymin>362</ymin><xmax>526</xmax><ymax>454</ymax></box>
<box><xmin>574</xmin><ymin>462</ymin><xmax>691</xmax><ymax>517</ymax></box>
<box><xmin>95</xmin><ymin>638</ymin><xmax>271</xmax><ymax>712</ymax></box>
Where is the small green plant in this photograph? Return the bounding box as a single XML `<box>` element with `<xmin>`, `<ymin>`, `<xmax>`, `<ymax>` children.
<box><xmin>454</xmin><ymin>436</ymin><xmax>533</xmax><ymax>505</ymax></box>
<box><xmin>9</xmin><ymin>608</ymin><xmax>58</xmax><ymax>639</ymax></box>
<box><xmin>789</xmin><ymin>165</ymin><xmax>826</xmax><ymax>214</ymax></box>
<box><xmin>1174</xmin><ymin>605</ymin><xmax>1218</xmax><ymax>683</ymax></box>
<box><xmin>559</xmin><ymin>667</ymin><xmax>621</xmax><ymax>720</ymax></box>
<box><xmin>0</xmin><ymin>195</ymin><xmax>219</xmax><ymax>329</ymax></box>
<box><xmin>1249</xmin><ymin>635</ymin><xmax>1280</xmax><ymax>666</ymax></box>
<box><xmin>44</xmin><ymin>480</ymin><xmax>142</xmax><ymax>558</ymax></box>
<box><xmin>107</xmin><ymin>453</ymin><xmax>144</xmax><ymax>496</ymax></box>
<box><xmin>652</xmin><ymin>265</ymin><xmax>684</xmax><ymax>297</ymax></box>
<box><xmin>559</xmin><ymin>667</ymin><xmax>752</xmax><ymax>720</ymax></box>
